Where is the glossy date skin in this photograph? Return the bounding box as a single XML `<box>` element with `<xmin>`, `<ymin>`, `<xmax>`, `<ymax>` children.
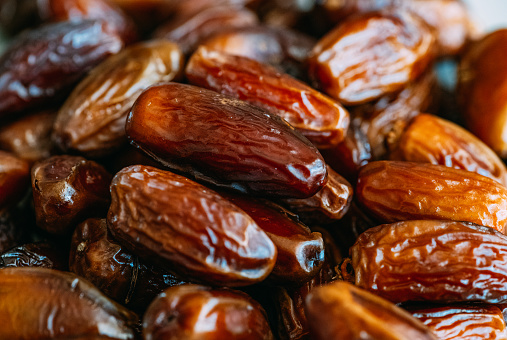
<box><xmin>53</xmin><ymin>40</ymin><xmax>184</xmax><ymax>157</ymax></box>
<box><xmin>126</xmin><ymin>83</ymin><xmax>327</xmax><ymax>199</ymax></box>
<box><xmin>0</xmin><ymin>20</ymin><xmax>124</xmax><ymax>116</ymax></box>
<box><xmin>391</xmin><ymin>114</ymin><xmax>507</xmax><ymax>187</ymax></box>
<box><xmin>0</xmin><ymin>242</ymin><xmax>67</xmax><ymax>270</ymax></box>
<box><xmin>305</xmin><ymin>281</ymin><xmax>437</xmax><ymax>340</ymax></box>
<box><xmin>186</xmin><ymin>47</ymin><xmax>350</xmax><ymax>149</ymax></box>
<box><xmin>0</xmin><ymin>151</ymin><xmax>30</xmax><ymax>210</ymax></box>
<box><xmin>308</xmin><ymin>10</ymin><xmax>434</xmax><ymax>105</ymax></box>
<box><xmin>31</xmin><ymin>155</ymin><xmax>112</xmax><ymax>235</ymax></box>
<box><xmin>408</xmin><ymin>304</ymin><xmax>507</xmax><ymax>339</ymax></box>
<box><xmin>351</xmin><ymin>220</ymin><xmax>507</xmax><ymax>303</ymax></box>
<box><xmin>107</xmin><ymin>165</ymin><xmax>277</xmax><ymax>287</ymax></box>
<box><xmin>143</xmin><ymin>284</ymin><xmax>274</xmax><ymax>340</ymax></box>
<box><xmin>0</xmin><ymin>267</ymin><xmax>139</xmax><ymax>340</ymax></box>
<box><xmin>356</xmin><ymin>161</ymin><xmax>507</xmax><ymax>232</ymax></box>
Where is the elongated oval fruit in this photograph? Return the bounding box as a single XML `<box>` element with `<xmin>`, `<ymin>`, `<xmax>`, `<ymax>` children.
<box><xmin>356</xmin><ymin>161</ymin><xmax>507</xmax><ymax>233</ymax></box>
<box><xmin>350</xmin><ymin>220</ymin><xmax>507</xmax><ymax>303</ymax></box>
<box><xmin>126</xmin><ymin>83</ymin><xmax>327</xmax><ymax>199</ymax></box>
<box><xmin>107</xmin><ymin>165</ymin><xmax>277</xmax><ymax>286</ymax></box>
<box><xmin>143</xmin><ymin>284</ymin><xmax>274</xmax><ymax>340</ymax></box>
<box><xmin>186</xmin><ymin>47</ymin><xmax>350</xmax><ymax>149</ymax></box>
<box><xmin>408</xmin><ymin>304</ymin><xmax>507</xmax><ymax>340</ymax></box>
<box><xmin>0</xmin><ymin>267</ymin><xmax>138</xmax><ymax>339</ymax></box>
<box><xmin>305</xmin><ymin>281</ymin><xmax>437</xmax><ymax>340</ymax></box>
<box><xmin>391</xmin><ymin>114</ymin><xmax>507</xmax><ymax>186</ymax></box>
<box><xmin>308</xmin><ymin>10</ymin><xmax>434</xmax><ymax>105</ymax></box>
<box><xmin>53</xmin><ymin>40</ymin><xmax>184</xmax><ymax>157</ymax></box>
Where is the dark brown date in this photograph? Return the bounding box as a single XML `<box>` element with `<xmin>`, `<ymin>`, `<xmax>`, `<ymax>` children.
<box><xmin>0</xmin><ymin>20</ymin><xmax>124</xmax><ymax>116</ymax></box>
<box><xmin>0</xmin><ymin>0</ymin><xmax>39</xmax><ymax>34</ymax></box>
<box><xmin>308</xmin><ymin>10</ymin><xmax>434</xmax><ymax>105</ymax></box>
<box><xmin>0</xmin><ymin>267</ymin><xmax>139</xmax><ymax>339</ymax></box>
<box><xmin>305</xmin><ymin>281</ymin><xmax>436</xmax><ymax>340</ymax></box>
<box><xmin>107</xmin><ymin>165</ymin><xmax>277</xmax><ymax>286</ymax></box>
<box><xmin>0</xmin><ymin>242</ymin><xmax>67</xmax><ymax>270</ymax></box>
<box><xmin>220</xmin><ymin>192</ymin><xmax>325</xmax><ymax>285</ymax></box>
<box><xmin>53</xmin><ymin>40</ymin><xmax>184</xmax><ymax>157</ymax></box>
<box><xmin>0</xmin><ymin>151</ymin><xmax>30</xmax><ymax>210</ymax></box>
<box><xmin>0</xmin><ymin>208</ymin><xmax>29</xmax><ymax>254</ymax></box>
<box><xmin>186</xmin><ymin>47</ymin><xmax>350</xmax><ymax>149</ymax></box>
<box><xmin>143</xmin><ymin>284</ymin><xmax>274</xmax><ymax>340</ymax></box>
<box><xmin>126</xmin><ymin>83</ymin><xmax>327</xmax><ymax>199</ymax></box>
<box><xmin>32</xmin><ymin>155</ymin><xmax>112</xmax><ymax>235</ymax></box>
<box><xmin>350</xmin><ymin>220</ymin><xmax>507</xmax><ymax>303</ymax></box>
<box><xmin>154</xmin><ymin>5</ymin><xmax>259</xmax><ymax>55</ymax></box>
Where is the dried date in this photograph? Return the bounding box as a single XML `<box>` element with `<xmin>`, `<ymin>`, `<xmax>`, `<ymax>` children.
<box><xmin>0</xmin><ymin>151</ymin><xmax>30</xmax><ymax>210</ymax></box>
<box><xmin>0</xmin><ymin>242</ymin><xmax>67</xmax><ymax>270</ymax></box>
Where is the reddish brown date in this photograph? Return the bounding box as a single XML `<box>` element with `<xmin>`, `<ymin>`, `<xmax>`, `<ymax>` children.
<box><xmin>0</xmin><ymin>267</ymin><xmax>139</xmax><ymax>339</ymax></box>
<box><xmin>350</xmin><ymin>220</ymin><xmax>507</xmax><ymax>303</ymax></box>
<box><xmin>0</xmin><ymin>151</ymin><xmax>30</xmax><ymax>210</ymax></box>
<box><xmin>356</xmin><ymin>161</ymin><xmax>507</xmax><ymax>233</ymax></box>
<box><xmin>126</xmin><ymin>83</ymin><xmax>327</xmax><ymax>199</ymax></box>
<box><xmin>53</xmin><ymin>40</ymin><xmax>184</xmax><ymax>157</ymax></box>
<box><xmin>0</xmin><ymin>20</ymin><xmax>124</xmax><ymax>116</ymax></box>
<box><xmin>305</xmin><ymin>281</ymin><xmax>436</xmax><ymax>340</ymax></box>
<box><xmin>143</xmin><ymin>284</ymin><xmax>274</xmax><ymax>340</ymax></box>
<box><xmin>186</xmin><ymin>47</ymin><xmax>350</xmax><ymax>149</ymax></box>
<box><xmin>0</xmin><ymin>242</ymin><xmax>67</xmax><ymax>270</ymax></box>
<box><xmin>391</xmin><ymin>114</ymin><xmax>507</xmax><ymax>186</ymax></box>
<box><xmin>154</xmin><ymin>5</ymin><xmax>259</xmax><ymax>55</ymax></box>
<box><xmin>107</xmin><ymin>165</ymin><xmax>277</xmax><ymax>286</ymax></box>
<box><xmin>308</xmin><ymin>10</ymin><xmax>434</xmax><ymax>105</ymax></box>
<box><xmin>31</xmin><ymin>155</ymin><xmax>112</xmax><ymax>235</ymax></box>
<box><xmin>408</xmin><ymin>304</ymin><xmax>507</xmax><ymax>339</ymax></box>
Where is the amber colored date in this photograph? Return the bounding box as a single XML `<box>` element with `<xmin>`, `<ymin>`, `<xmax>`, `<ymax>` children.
<box><xmin>0</xmin><ymin>151</ymin><xmax>30</xmax><ymax>210</ymax></box>
<box><xmin>408</xmin><ymin>304</ymin><xmax>507</xmax><ymax>339</ymax></box>
<box><xmin>305</xmin><ymin>281</ymin><xmax>436</xmax><ymax>340</ymax></box>
<box><xmin>107</xmin><ymin>165</ymin><xmax>277</xmax><ymax>286</ymax></box>
<box><xmin>0</xmin><ymin>242</ymin><xmax>67</xmax><ymax>270</ymax></box>
<box><xmin>186</xmin><ymin>47</ymin><xmax>350</xmax><ymax>149</ymax></box>
<box><xmin>391</xmin><ymin>114</ymin><xmax>507</xmax><ymax>186</ymax></box>
<box><xmin>351</xmin><ymin>220</ymin><xmax>507</xmax><ymax>303</ymax></box>
<box><xmin>308</xmin><ymin>10</ymin><xmax>434</xmax><ymax>105</ymax></box>
<box><xmin>0</xmin><ymin>267</ymin><xmax>139</xmax><ymax>339</ymax></box>
<box><xmin>53</xmin><ymin>40</ymin><xmax>184</xmax><ymax>157</ymax></box>
<box><xmin>356</xmin><ymin>161</ymin><xmax>507</xmax><ymax>232</ymax></box>
<box><xmin>126</xmin><ymin>83</ymin><xmax>327</xmax><ymax>199</ymax></box>
<box><xmin>143</xmin><ymin>284</ymin><xmax>274</xmax><ymax>340</ymax></box>
<box><xmin>32</xmin><ymin>155</ymin><xmax>112</xmax><ymax>235</ymax></box>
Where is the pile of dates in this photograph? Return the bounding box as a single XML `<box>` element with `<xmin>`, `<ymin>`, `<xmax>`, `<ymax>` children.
<box><xmin>2</xmin><ymin>0</ymin><xmax>507</xmax><ymax>339</ymax></box>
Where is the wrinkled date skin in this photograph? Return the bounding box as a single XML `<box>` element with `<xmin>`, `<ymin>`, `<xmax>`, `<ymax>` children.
<box><xmin>458</xmin><ymin>29</ymin><xmax>507</xmax><ymax>158</ymax></box>
<box><xmin>186</xmin><ymin>47</ymin><xmax>350</xmax><ymax>149</ymax></box>
<box><xmin>219</xmin><ymin>192</ymin><xmax>325</xmax><ymax>285</ymax></box>
<box><xmin>279</xmin><ymin>166</ymin><xmax>353</xmax><ymax>225</ymax></box>
<box><xmin>308</xmin><ymin>10</ymin><xmax>435</xmax><ymax>105</ymax></box>
<box><xmin>0</xmin><ymin>151</ymin><xmax>30</xmax><ymax>210</ymax></box>
<box><xmin>305</xmin><ymin>281</ymin><xmax>437</xmax><ymax>340</ymax></box>
<box><xmin>0</xmin><ymin>242</ymin><xmax>67</xmax><ymax>270</ymax></box>
<box><xmin>391</xmin><ymin>114</ymin><xmax>507</xmax><ymax>187</ymax></box>
<box><xmin>143</xmin><ymin>284</ymin><xmax>274</xmax><ymax>340</ymax></box>
<box><xmin>32</xmin><ymin>155</ymin><xmax>112</xmax><ymax>235</ymax></box>
<box><xmin>107</xmin><ymin>165</ymin><xmax>277</xmax><ymax>286</ymax></box>
<box><xmin>408</xmin><ymin>304</ymin><xmax>507</xmax><ymax>339</ymax></box>
<box><xmin>70</xmin><ymin>218</ymin><xmax>186</xmax><ymax>312</ymax></box>
<box><xmin>0</xmin><ymin>20</ymin><xmax>124</xmax><ymax>117</ymax></box>
<box><xmin>126</xmin><ymin>83</ymin><xmax>327</xmax><ymax>199</ymax></box>
<box><xmin>350</xmin><ymin>220</ymin><xmax>507</xmax><ymax>303</ymax></box>
<box><xmin>0</xmin><ymin>267</ymin><xmax>139</xmax><ymax>340</ymax></box>
<box><xmin>53</xmin><ymin>40</ymin><xmax>184</xmax><ymax>157</ymax></box>
<box><xmin>356</xmin><ymin>161</ymin><xmax>507</xmax><ymax>232</ymax></box>
<box><xmin>200</xmin><ymin>26</ymin><xmax>316</xmax><ymax>80</ymax></box>
<box><xmin>153</xmin><ymin>5</ymin><xmax>259</xmax><ymax>55</ymax></box>
<box><xmin>0</xmin><ymin>110</ymin><xmax>56</xmax><ymax>164</ymax></box>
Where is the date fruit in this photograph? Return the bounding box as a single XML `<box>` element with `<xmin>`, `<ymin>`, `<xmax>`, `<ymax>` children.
<box><xmin>350</xmin><ymin>220</ymin><xmax>507</xmax><ymax>303</ymax></box>
<box><xmin>107</xmin><ymin>165</ymin><xmax>277</xmax><ymax>286</ymax></box>
<box><xmin>186</xmin><ymin>47</ymin><xmax>350</xmax><ymax>149</ymax></box>
<box><xmin>356</xmin><ymin>161</ymin><xmax>507</xmax><ymax>232</ymax></box>
<box><xmin>53</xmin><ymin>40</ymin><xmax>184</xmax><ymax>157</ymax></box>
<box><xmin>0</xmin><ymin>242</ymin><xmax>67</xmax><ymax>270</ymax></box>
<box><xmin>0</xmin><ymin>267</ymin><xmax>139</xmax><ymax>339</ymax></box>
<box><xmin>304</xmin><ymin>281</ymin><xmax>437</xmax><ymax>340</ymax></box>
<box><xmin>143</xmin><ymin>284</ymin><xmax>274</xmax><ymax>340</ymax></box>
<box><xmin>308</xmin><ymin>10</ymin><xmax>434</xmax><ymax>105</ymax></box>
<box><xmin>0</xmin><ymin>151</ymin><xmax>30</xmax><ymax>210</ymax></box>
<box><xmin>126</xmin><ymin>83</ymin><xmax>327</xmax><ymax>199</ymax></box>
